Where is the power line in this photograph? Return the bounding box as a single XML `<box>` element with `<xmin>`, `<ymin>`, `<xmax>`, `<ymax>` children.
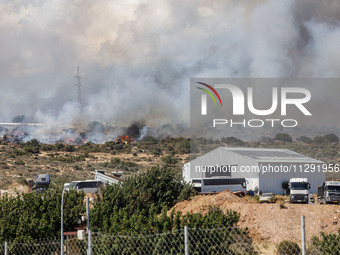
<box><xmin>75</xmin><ymin>66</ymin><xmax>83</xmax><ymax>106</ymax></box>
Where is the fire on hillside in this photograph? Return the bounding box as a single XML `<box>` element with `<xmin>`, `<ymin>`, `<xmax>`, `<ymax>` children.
<box><xmin>0</xmin><ymin>121</ymin><xmax>187</xmax><ymax>145</ymax></box>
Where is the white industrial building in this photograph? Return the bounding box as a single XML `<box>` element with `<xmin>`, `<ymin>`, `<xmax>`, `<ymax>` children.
<box><xmin>183</xmin><ymin>147</ymin><xmax>325</xmax><ymax>194</ymax></box>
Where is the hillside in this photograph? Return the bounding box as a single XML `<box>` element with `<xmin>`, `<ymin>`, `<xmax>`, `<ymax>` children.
<box><xmin>172</xmin><ymin>190</ymin><xmax>340</xmax><ymax>244</ymax></box>
<box><xmin>0</xmin><ymin>137</ymin><xmax>190</xmax><ymax>195</ymax></box>
<box><xmin>0</xmin><ymin>135</ymin><xmax>339</xmax><ymax>195</ymax></box>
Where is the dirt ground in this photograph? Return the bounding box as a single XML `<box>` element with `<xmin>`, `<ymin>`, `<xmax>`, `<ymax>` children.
<box><xmin>172</xmin><ymin>190</ymin><xmax>340</xmax><ymax>245</ymax></box>
<box><xmin>0</xmin><ymin>145</ymin><xmax>179</xmax><ymax>193</ymax></box>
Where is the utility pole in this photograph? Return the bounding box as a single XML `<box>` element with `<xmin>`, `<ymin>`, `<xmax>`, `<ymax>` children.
<box><xmin>75</xmin><ymin>66</ymin><xmax>83</xmax><ymax>106</ymax></box>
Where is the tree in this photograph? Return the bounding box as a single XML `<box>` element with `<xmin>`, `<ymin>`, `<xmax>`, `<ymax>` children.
<box><xmin>23</xmin><ymin>139</ymin><xmax>40</xmax><ymax>154</ymax></box>
<box><xmin>313</xmin><ymin>136</ymin><xmax>328</xmax><ymax>144</ymax></box>
<box><xmin>221</xmin><ymin>137</ymin><xmax>245</xmax><ymax>146</ymax></box>
<box><xmin>0</xmin><ymin>189</ymin><xmax>85</xmax><ymax>242</ymax></box>
<box><xmin>296</xmin><ymin>136</ymin><xmax>313</xmax><ymax>144</ymax></box>
<box><xmin>25</xmin><ymin>138</ymin><xmax>40</xmax><ymax>147</ymax></box>
<box><xmin>91</xmin><ymin>167</ymin><xmax>195</xmax><ymax>232</ymax></box>
<box><xmin>324</xmin><ymin>133</ymin><xmax>339</xmax><ymax>144</ymax></box>
<box><xmin>273</xmin><ymin>133</ymin><xmax>292</xmax><ymax>143</ymax></box>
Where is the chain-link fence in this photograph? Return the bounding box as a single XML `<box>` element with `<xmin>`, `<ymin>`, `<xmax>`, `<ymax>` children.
<box><xmin>1</xmin><ymin>219</ymin><xmax>340</xmax><ymax>255</ymax></box>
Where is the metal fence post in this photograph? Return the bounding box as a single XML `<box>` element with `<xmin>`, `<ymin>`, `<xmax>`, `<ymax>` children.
<box><xmin>86</xmin><ymin>198</ymin><xmax>92</xmax><ymax>255</ymax></box>
<box><xmin>87</xmin><ymin>229</ymin><xmax>92</xmax><ymax>255</ymax></box>
<box><xmin>4</xmin><ymin>241</ymin><xmax>8</xmax><ymax>255</ymax></box>
<box><xmin>61</xmin><ymin>186</ymin><xmax>66</xmax><ymax>255</ymax></box>
<box><xmin>301</xmin><ymin>216</ymin><xmax>306</xmax><ymax>255</ymax></box>
<box><xmin>184</xmin><ymin>226</ymin><xmax>189</xmax><ymax>255</ymax></box>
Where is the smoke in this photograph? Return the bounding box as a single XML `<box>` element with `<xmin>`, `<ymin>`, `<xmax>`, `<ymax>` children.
<box><xmin>0</xmin><ymin>0</ymin><xmax>340</xmax><ymax>141</ymax></box>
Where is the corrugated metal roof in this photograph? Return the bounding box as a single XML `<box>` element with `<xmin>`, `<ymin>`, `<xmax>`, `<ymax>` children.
<box><xmin>220</xmin><ymin>147</ymin><xmax>323</xmax><ymax>163</ymax></box>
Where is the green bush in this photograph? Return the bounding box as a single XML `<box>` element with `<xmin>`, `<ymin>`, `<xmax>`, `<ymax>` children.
<box><xmin>91</xmin><ymin>167</ymin><xmax>196</xmax><ymax>233</ymax></box>
<box><xmin>176</xmin><ymin>139</ymin><xmax>190</xmax><ymax>154</ymax></box>
<box><xmin>311</xmin><ymin>229</ymin><xmax>340</xmax><ymax>255</ymax></box>
<box><xmin>0</xmin><ymin>189</ymin><xmax>85</xmax><ymax>242</ymax></box>
<box><xmin>99</xmin><ymin>157</ymin><xmax>138</xmax><ymax>171</ymax></box>
<box><xmin>161</xmin><ymin>155</ymin><xmax>178</xmax><ymax>165</ymax></box>
<box><xmin>273</xmin><ymin>133</ymin><xmax>293</xmax><ymax>143</ymax></box>
<box><xmin>64</xmin><ymin>145</ymin><xmax>76</xmax><ymax>152</ymax></box>
<box><xmin>150</xmin><ymin>147</ymin><xmax>162</xmax><ymax>157</ymax></box>
<box><xmin>141</xmin><ymin>136</ymin><xmax>159</xmax><ymax>145</ymax></box>
<box><xmin>40</xmin><ymin>144</ymin><xmax>53</xmax><ymax>151</ymax></box>
<box><xmin>277</xmin><ymin>240</ymin><xmax>300</xmax><ymax>255</ymax></box>
<box><xmin>324</xmin><ymin>133</ymin><xmax>339</xmax><ymax>144</ymax></box>
<box><xmin>53</xmin><ymin>143</ymin><xmax>65</xmax><ymax>151</ymax></box>
<box><xmin>23</xmin><ymin>145</ymin><xmax>39</xmax><ymax>154</ymax></box>
<box><xmin>221</xmin><ymin>136</ymin><xmax>245</xmax><ymax>146</ymax></box>
<box><xmin>11</xmin><ymin>149</ymin><xmax>26</xmax><ymax>156</ymax></box>
<box><xmin>314</xmin><ymin>136</ymin><xmax>328</xmax><ymax>144</ymax></box>
<box><xmin>297</xmin><ymin>136</ymin><xmax>313</xmax><ymax>144</ymax></box>
<box><xmin>114</xmin><ymin>143</ymin><xmax>124</xmax><ymax>150</ymax></box>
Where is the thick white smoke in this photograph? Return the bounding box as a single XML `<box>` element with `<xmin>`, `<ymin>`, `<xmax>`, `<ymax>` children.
<box><xmin>0</xmin><ymin>0</ymin><xmax>340</xmax><ymax>141</ymax></box>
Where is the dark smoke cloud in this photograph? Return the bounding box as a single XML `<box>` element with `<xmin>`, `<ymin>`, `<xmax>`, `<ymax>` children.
<box><xmin>0</xmin><ymin>0</ymin><xmax>340</xmax><ymax>140</ymax></box>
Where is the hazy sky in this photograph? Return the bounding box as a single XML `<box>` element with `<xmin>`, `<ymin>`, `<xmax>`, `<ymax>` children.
<box><xmin>1</xmin><ymin>0</ymin><xmax>340</xmax><ymax>127</ymax></box>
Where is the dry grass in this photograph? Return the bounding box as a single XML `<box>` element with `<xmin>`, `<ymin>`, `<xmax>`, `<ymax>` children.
<box><xmin>0</xmin><ymin>144</ymin><xmax>187</xmax><ymax>193</ymax></box>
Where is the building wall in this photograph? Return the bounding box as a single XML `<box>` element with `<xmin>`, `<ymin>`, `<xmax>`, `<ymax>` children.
<box><xmin>183</xmin><ymin>148</ymin><xmax>260</xmax><ymax>191</ymax></box>
<box><xmin>185</xmin><ymin>147</ymin><xmax>260</xmax><ymax>180</ymax></box>
<box><xmin>258</xmin><ymin>162</ymin><xmax>325</xmax><ymax>194</ymax></box>
<box><xmin>183</xmin><ymin>148</ymin><xmax>325</xmax><ymax>194</ymax></box>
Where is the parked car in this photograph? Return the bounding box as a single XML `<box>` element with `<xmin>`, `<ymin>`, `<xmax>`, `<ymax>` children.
<box><xmin>259</xmin><ymin>193</ymin><xmax>276</xmax><ymax>203</ymax></box>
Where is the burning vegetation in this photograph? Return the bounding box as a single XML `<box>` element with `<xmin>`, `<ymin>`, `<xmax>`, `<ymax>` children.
<box><xmin>0</xmin><ymin>119</ymin><xmax>187</xmax><ymax>145</ymax></box>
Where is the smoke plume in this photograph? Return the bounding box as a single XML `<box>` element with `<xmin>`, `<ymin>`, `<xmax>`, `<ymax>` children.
<box><xmin>0</xmin><ymin>0</ymin><xmax>340</xmax><ymax>141</ymax></box>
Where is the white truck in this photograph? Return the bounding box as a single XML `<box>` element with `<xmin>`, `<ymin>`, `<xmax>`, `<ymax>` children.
<box><xmin>317</xmin><ymin>181</ymin><xmax>340</xmax><ymax>204</ymax></box>
<box><xmin>28</xmin><ymin>174</ymin><xmax>51</xmax><ymax>193</ymax></box>
<box><xmin>289</xmin><ymin>178</ymin><xmax>310</xmax><ymax>203</ymax></box>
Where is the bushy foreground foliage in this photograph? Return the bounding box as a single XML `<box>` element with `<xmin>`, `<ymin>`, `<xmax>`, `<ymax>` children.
<box><xmin>88</xmin><ymin>167</ymin><xmax>260</xmax><ymax>254</ymax></box>
<box><xmin>0</xmin><ymin>166</ymin><xmax>260</xmax><ymax>255</ymax></box>
<box><xmin>91</xmin><ymin>166</ymin><xmax>196</xmax><ymax>233</ymax></box>
<box><xmin>310</xmin><ymin>229</ymin><xmax>340</xmax><ymax>255</ymax></box>
<box><xmin>277</xmin><ymin>240</ymin><xmax>300</xmax><ymax>255</ymax></box>
<box><xmin>0</xmin><ymin>189</ymin><xmax>85</xmax><ymax>242</ymax></box>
